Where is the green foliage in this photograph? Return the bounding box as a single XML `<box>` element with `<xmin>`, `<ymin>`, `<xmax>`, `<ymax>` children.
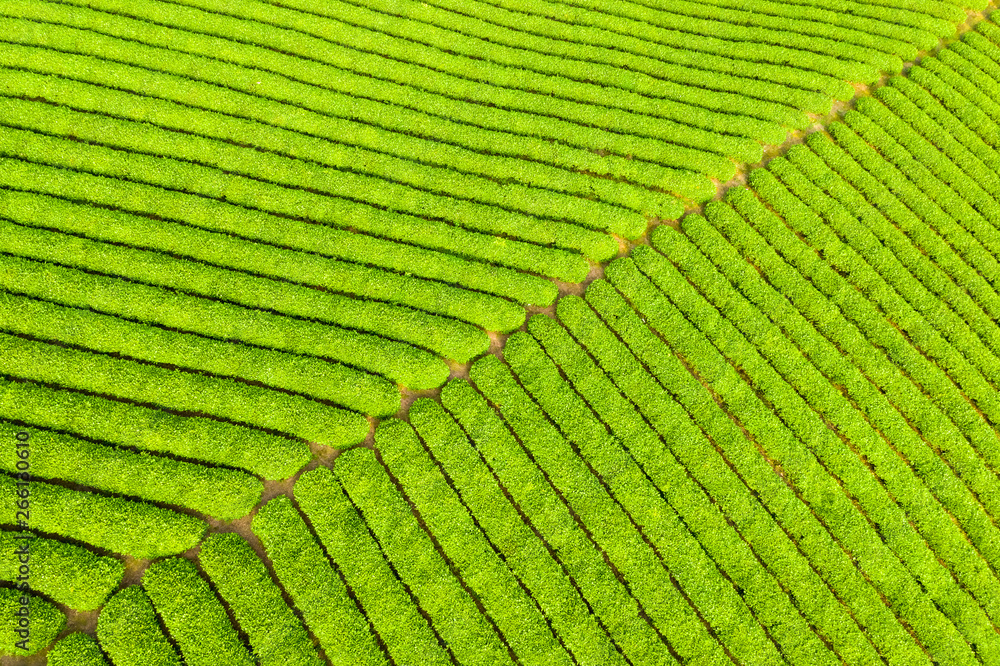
<box><xmin>314</xmin><ymin>0</ymin><xmax>805</xmax><ymax>134</ymax></box>
<box><xmin>0</xmin><ymin>586</ymin><xmax>64</xmax><ymax>656</ymax></box>
<box><xmin>581</xmin><ymin>277</ymin><xmax>883</xmax><ymax>665</ymax></box>
<box><xmin>0</xmin><ymin>530</ymin><xmax>122</xmax><ymax>611</ymax></box>
<box><xmin>252</xmin><ymin>495</ymin><xmax>386</xmax><ymax>666</ymax></box>
<box><xmin>0</xmin><ymin>251</ymin><xmax>447</xmax><ymax>390</ymax></box>
<box><xmin>142</xmin><ymin>557</ymin><xmax>254</xmax><ymax>666</ymax></box>
<box><xmin>13</xmin><ymin>26</ymin><xmax>691</xmax><ymax>209</ymax></box>
<box><xmin>745</xmin><ymin>167</ymin><xmax>1000</xmax><ymax>500</ymax></box>
<box><xmin>49</xmin><ymin>632</ymin><xmax>109</xmax><ymax>666</ymax></box>
<box><xmin>858</xmin><ymin>92</ymin><xmax>1000</xmax><ymax>247</ymax></box>
<box><xmin>198</xmin><ymin>533</ymin><xmax>324</xmax><ymax>666</ymax></box>
<box><xmin>0</xmin><ymin>471</ymin><xmax>205</xmax><ymax>559</ymax></box>
<box><xmin>931</xmin><ymin>43</ymin><xmax>1000</xmax><ymax>127</ymax></box>
<box><xmin>0</xmin><ymin>421</ymin><xmax>261</xmax><ymax>521</ymax></box>
<box><xmin>688</xmin><ymin>0</ymin><xmax>949</xmax><ymax>44</ymax></box>
<box><xmin>605</xmin><ymin>253</ymin><xmax>933</xmax><ymax>665</ymax></box>
<box><xmin>537</xmin><ymin>0</ymin><xmax>898</xmax><ymax>76</ymax></box>
<box><xmin>295</xmin><ymin>468</ymin><xmax>452</xmax><ymax>666</ymax></box>
<box><xmin>0</xmin><ymin>218</ymin><xmax>487</xmax><ymax>365</ymax></box>
<box><xmin>842</xmin><ymin>106</ymin><xmax>1000</xmax><ymax>276</ymax></box>
<box><xmin>0</xmin><ymin>33</ymin><xmax>686</xmax><ymax>208</ymax></box>
<box><xmin>0</xmin><ymin>377</ymin><xmax>309</xmax><ymax>481</ymax></box>
<box><xmin>0</xmin><ymin>173</ymin><xmax>556</xmax><ymax>308</ymax></box>
<box><xmin>365</xmin><ymin>0</ymin><xmax>852</xmax><ymax>109</ymax></box>
<box><xmin>97</xmin><ymin>586</ymin><xmax>182</xmax><ymax>666</ymax></box>
<box><xmin>333</xmin><ymin>447</ymin><xmax>512</xmax><ymax>666</ymax></box>
<box><xmin>630</xmin><ymin>217</ymin><xmax>982</xmax><ymax>661</ymax></box>
<box><xmin>798</xmin><ymin>134</ymin><xmax>1000</xmax><ymax>381</ymax></box>
<box><xmin>375</xmin><ymin>416</ymin><xmax>574</xmax><ymax>666</ymax></box>
<box><xmin>0</xmin><ymin>5</ymin><xmax>997</xmax><ymax>666</ymax></box>
<box><xmin>408</xmin><ymin>396</ymin><xmax>629</xmax><ymax>666</ymax></box>
<box><xmin>682</xmin><ymin>198</ymin><xmax>1000</xmax><ymax>625</ymax></box>
<box><xmin>0</xmin><ymin>280</ymin><xmax>399</xmax><ymax>418</ymax></box>
<box><xmin>441</xmin><ymin>377</ymin><xmax>675</xmax><ymax>666</ymax></box>
<box><xmin>0</xmin><ymin>331</ymin><xmax>368</xmax><ymax>449</ymax></box>
<box><xmin>657</xmin><ymin>211</ymin><xmax>1000</xmax><ymax>656</ymax></box>
<box><xmin>248</xmin><ymin>0</ymin><xmax>788</xmax><ymax>147</ymax></box>
<box><xmin>551</xmin><ymin>297</ymin><xmax>840</xmax><ymax>666</ymax></box>
<box><xmin>0</xmin><ymin>142</ymin><xmax>526</xmax><ymax>334</ymax></box>
<box><xmin>0</xmin><ymin>8</ymin><xmax>618</xmax><ymax>263</ymax></box>
<box><xmin>470</xmin><ymin>347</ymin><xmax>724</xmax><ymax>665</ymax></box>
<box><xmin>0</xmin><ymin>87</ymin><xmax>655</xmax><ymax>242</ymax></box>
<box><xmin>521</xmin><ymin>315</ymin><xmax>782</xmax><ymax>666</ymax></box>
<box><xmin>819</xmin><ymin>121</ymin><xmax>1000</xmax><ymax>325</ymax></box>
<box><xmin>8</xmin><ymin>0</ymin><xmax>739</xmax><ymax>181</ymax></box>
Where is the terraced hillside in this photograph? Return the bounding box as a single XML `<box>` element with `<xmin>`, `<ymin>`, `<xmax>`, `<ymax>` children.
<box><xmin>1</xmin><ymin>0</ymin><xmax>1000</xmax><ymax>663</ymax></box>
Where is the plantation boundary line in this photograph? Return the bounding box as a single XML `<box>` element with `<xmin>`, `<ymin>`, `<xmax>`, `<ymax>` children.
<box><xmin>5</xmin><ymin>4</ymin><xmax>1000</xmax><ymax>662</ymax></box>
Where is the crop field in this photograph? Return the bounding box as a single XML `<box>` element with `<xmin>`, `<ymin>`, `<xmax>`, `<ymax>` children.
<box><xmin>1</xmin><ymin>0</ymin><xmax>1000</xmax><ymax>663</ymax></box>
